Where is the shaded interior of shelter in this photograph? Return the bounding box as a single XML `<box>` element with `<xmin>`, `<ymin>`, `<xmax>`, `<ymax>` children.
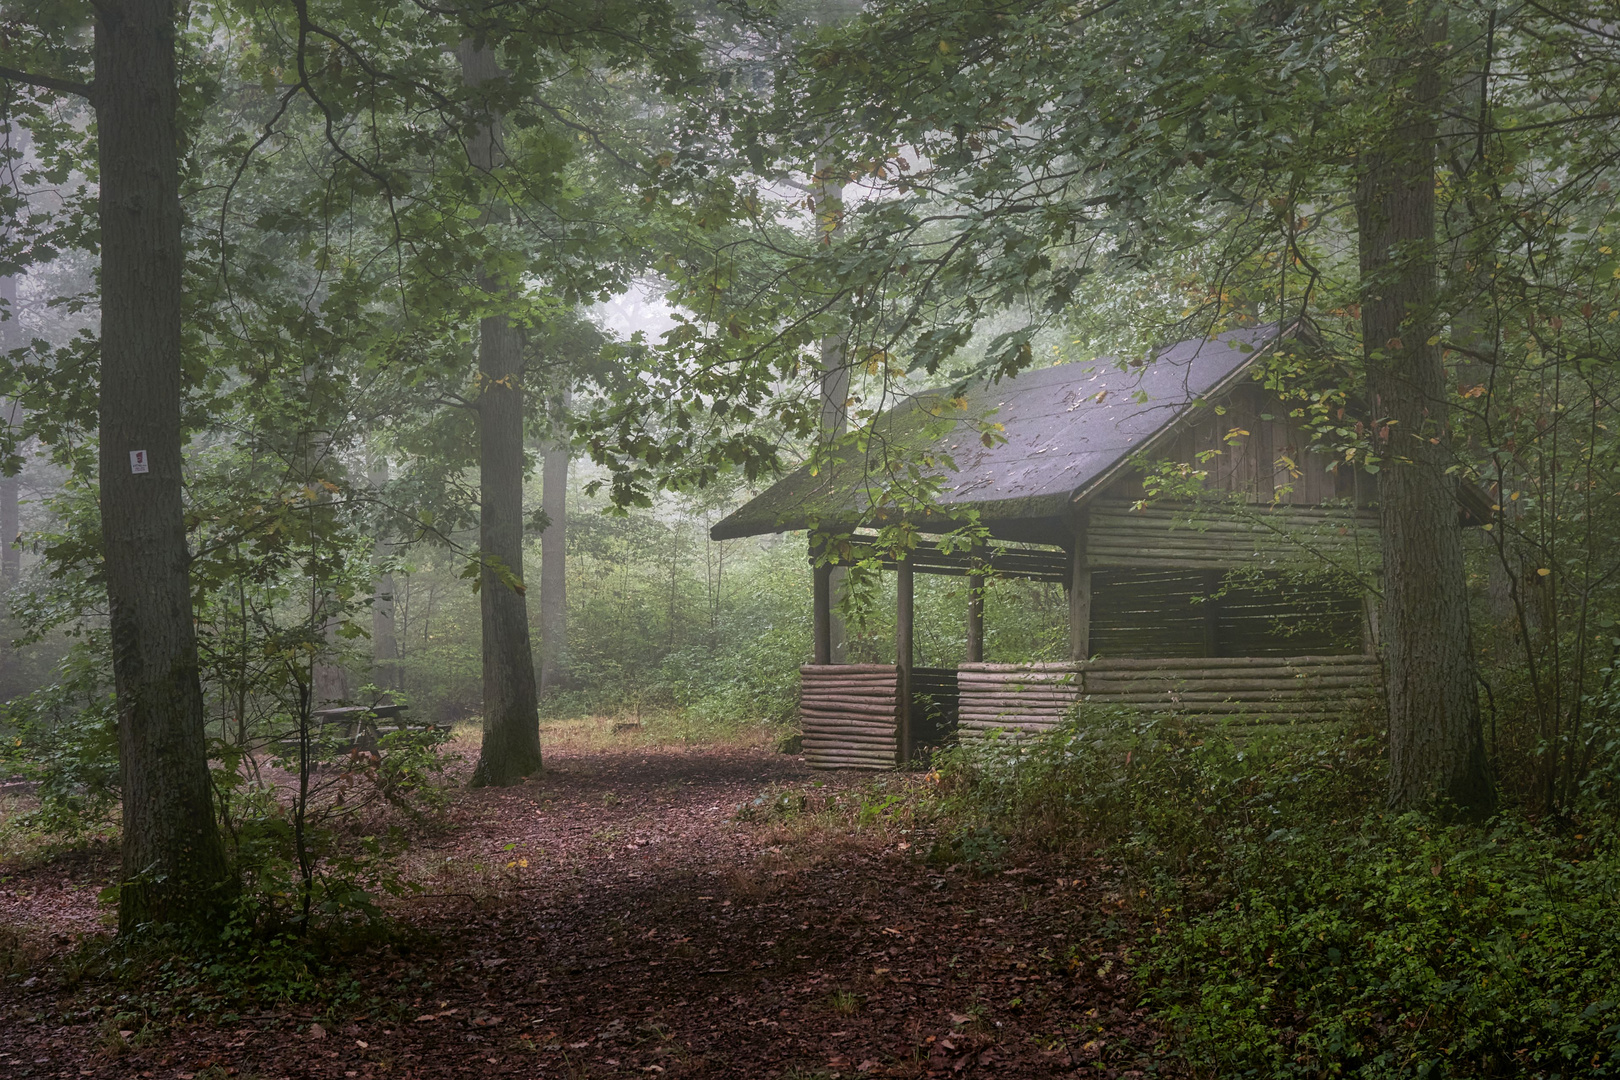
<box><xmin>1090</xmin><ymin>568</ymin><xmax>1365</xmax><ymax>659</ymax></box>
<box><xmin>715</xmin><ymin>324</ymin><xmax>1414</xmax><ymax>769</ymax></box>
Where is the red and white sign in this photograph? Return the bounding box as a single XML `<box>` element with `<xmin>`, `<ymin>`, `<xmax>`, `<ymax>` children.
<box><xmin>130</xmin><ymin>450</ymin><xmax>149</xmax><ymax>474</ymax></box>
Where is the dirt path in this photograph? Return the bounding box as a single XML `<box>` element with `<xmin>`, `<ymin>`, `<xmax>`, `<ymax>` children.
<box><xmin>0</xmin><ymin>743</ymin><xmax>1165</xmax><ymax>1078</ymax></box>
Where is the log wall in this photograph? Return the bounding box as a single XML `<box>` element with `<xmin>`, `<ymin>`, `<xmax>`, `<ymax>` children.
<box><xmin>957</xmin><ymin>655</ymin><xmax>1383</xmax><ymax>735</ymax></box>
<box><xmin>800</xmin><ymin>664</ymin><xmax>901</xmax><ymax>769</ymax></box>
<box><xmin>799</xmin><ymin>664</ymin><xmax>961</xmax><ymax>769</ymax></box>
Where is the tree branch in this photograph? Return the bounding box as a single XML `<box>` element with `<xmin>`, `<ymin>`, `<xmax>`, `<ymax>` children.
<box><xmin>0</xmin><ymin>64</ymin><xmax>92</xmax><ymax>100</ymax></box>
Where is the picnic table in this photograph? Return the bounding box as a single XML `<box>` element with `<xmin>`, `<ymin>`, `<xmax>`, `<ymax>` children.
<box><xmin>282</xmin><ymin>703</ymin><xmax>450</xmax><ymax>756</ymax></box>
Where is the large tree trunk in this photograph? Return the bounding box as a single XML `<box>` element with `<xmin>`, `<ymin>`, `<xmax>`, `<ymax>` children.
<box><xmin>1356</xmin><ymin>11</ymin><xmax>1494</xmax><ymax>818</ymax></box>
<box><xmin>462</xmin><ymin>41</ymin><xmax>542</xmax><ymax>787</ymax></box>
<box><xmin>538</xmin><ymin>390</ymin><xmax>569</xmax><ymax>693</ymax></box>
<box><xmin>95</xmin><ymin>0</ymin><xmax>230</xmax><ymax>927</ymax></box>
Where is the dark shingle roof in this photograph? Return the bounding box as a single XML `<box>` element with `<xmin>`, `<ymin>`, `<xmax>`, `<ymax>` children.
<box><xmin>710</xmin><ymin>323</ymin><xmax>1293</xmax><ymax>544</ymax></box>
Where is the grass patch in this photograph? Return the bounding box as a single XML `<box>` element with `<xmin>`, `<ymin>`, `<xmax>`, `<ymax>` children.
<box><xmin>826</xmin><ymin>988</ymin><xmax>862</xmax><ymax>1016</ymax></box>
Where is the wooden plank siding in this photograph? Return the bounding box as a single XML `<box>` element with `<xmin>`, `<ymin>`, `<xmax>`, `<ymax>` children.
<box><xmin>957</xmin><ymin>656</ymin><xmax>1384</xmax><ymax>735</ymax></box>
<box><xmin>1085</xmin><ymin>499</ymin><xmax>1381</xmax><ymax>572</ymax></box>
<box><xmin>1101</xmin><ymin>383</ymin><xmax>1372</xmax><ymax>507</ymax></box>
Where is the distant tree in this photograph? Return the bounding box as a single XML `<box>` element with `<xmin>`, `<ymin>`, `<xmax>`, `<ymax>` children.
<box><xmin>539</xmin><ymin>386</ymin><xmax>570</xmax><ymax>694</ymax></box>
<box><xmin>460</xmin><ymin>40</ymin><xmax>543</xmax><ymax>787</ymax></box>
<box><xmin>1</xmin><ymin>273</ymin><xmax>19</xmax><ymax>589</ymax></box>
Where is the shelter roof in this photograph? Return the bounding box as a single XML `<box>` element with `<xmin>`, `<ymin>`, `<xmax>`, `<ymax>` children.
<box><xmin>710</xmin><ymin>322</ymin><xmax>1297</xmax><ymax>545</ymax></box>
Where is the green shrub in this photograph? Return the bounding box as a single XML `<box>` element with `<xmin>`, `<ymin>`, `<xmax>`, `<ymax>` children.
<box><xmin>931</xmin><ymin>711</ymin><xmax>1620</xmax><ymax>1078</ymax></box>
<box><xmin>0</xmin><ymin>636</ymin><xmax>121</xmax><ymax>836</ymax></box>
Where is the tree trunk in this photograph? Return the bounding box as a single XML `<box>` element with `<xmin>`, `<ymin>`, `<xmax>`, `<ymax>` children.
<box><xmin>95</xmin><ymin>0</ymin><xmax>230</xmax><ymax>927</ymax></box>
<box><xmin>1356</xmin><ymin>10</ymin><xmax>1494</xmax><ymax>817</ymax></box>
<box><xmin>2</xmin><ymin>274</ymin><xmax>19</xmax><ymax>589</ymax></box>
<box><xmin>368</xmin><ymin>453</ymin><xmax>400</xmax><ymax>693</ymax></box>
<box><xmin>539</xmin><ymin>390</ymin><xmax>569</xmax><ymax>693</ymax></box>
<box><xmin>462</xmin><ymin>41</ymin><xmax>542</xmax><ymax>787</ymax></box>
<box><xmin>815</xmin><ymin>161</ymin><xmax>849</xmax><ymax>663</ymax></box>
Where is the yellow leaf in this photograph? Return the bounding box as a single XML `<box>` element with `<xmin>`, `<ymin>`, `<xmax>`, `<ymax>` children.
<box><xmin>1537</xmin><ymin>567</ymin><xmax>1551</xmax><ymax>576</ymax></box>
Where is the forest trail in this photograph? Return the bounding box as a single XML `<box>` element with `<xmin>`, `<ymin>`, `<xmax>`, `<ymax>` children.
<box><xmin>0</xmin><ymin>742</ymin><xmax>1165</xmax><ymax>1079</ymax></box>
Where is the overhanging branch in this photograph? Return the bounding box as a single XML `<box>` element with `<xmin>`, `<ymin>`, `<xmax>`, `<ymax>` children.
<box><xmin>0</xmin><ymin>64</ymin><xmax>93</xmax><ymax>100</ymax></box>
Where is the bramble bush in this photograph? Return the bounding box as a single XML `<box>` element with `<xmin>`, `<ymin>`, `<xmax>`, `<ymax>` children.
<box><xmin>930</xmin><ymin>710</ymin><xmax>1620</xmax><ymax>1078</ymax></box>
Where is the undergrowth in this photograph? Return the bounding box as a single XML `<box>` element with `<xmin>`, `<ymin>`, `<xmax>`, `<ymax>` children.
<box><xmin>927</xmin><ymin>708</ymin><xmax>1620</xmax><ymax>1078</ymax></box>
<box><xmin>0</xmin><ymin>721</ymin><xmax>461</xmax><ymax>1018</ymax></box>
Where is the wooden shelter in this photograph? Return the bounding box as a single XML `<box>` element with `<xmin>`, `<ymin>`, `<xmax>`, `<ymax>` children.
<box><xmin>712</xmin><ymin>323</ymin><xmax>1473</xmax><ymax>769</ymax></box>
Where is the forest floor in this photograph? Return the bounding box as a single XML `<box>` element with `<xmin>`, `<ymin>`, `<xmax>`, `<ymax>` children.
<box><xmin>0</xmin><ymin>729</ymin><xmax>1167</xmax><ymax>1079</ymax></box>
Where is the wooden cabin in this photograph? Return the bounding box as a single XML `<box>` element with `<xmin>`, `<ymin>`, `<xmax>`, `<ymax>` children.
<box><xmin>711</xmin><ymin>322</ymin><xmax>1478</xmax><ymax>769</ymax></box>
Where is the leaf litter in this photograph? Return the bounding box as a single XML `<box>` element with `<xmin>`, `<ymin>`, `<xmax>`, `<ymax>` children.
<box><xmin>0</xmin><ymin>742</ymin><xmax>1169</xmax><ymax>1077</ymax></box>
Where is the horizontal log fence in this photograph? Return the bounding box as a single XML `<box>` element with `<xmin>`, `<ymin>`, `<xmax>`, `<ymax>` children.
<box><xmin>956</xmin><ymin>655</ymin><xmax>1383</xmax><ymax>736</ymax></box>
<box><xmin>799</xmin><ymin>664</ymin><xmax>962</xmax><ymax>769</ymax></box>
<box><xmin>800</xmin><ymin>664</ymin><xmax>901</xmax><ymax>769</ymax></box>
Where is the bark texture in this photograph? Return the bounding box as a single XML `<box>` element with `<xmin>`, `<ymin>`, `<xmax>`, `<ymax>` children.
<box><xmin>538</xmin><ymin>392</ymin><xmax>568</xmax><ymax>693</ymax></box>
<box><xmin>1356</xmin><ymin>13</ymin><xmax>1494</xmax><ymax>817</ymax></box>
<box><xmin>95</xmin><ymin>0</ymin><xmax>230</xmax><ymax>926</ymax></box>
<box><xmin>462</xmin><ymin>41</ymin><xmax>542</xmax><ymax>787</ymax></box>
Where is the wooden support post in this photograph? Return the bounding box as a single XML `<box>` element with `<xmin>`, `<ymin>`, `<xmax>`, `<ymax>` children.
<box><xmin>812</xmin><ymin>544</ymin><xmax>832</xmax><ymax>665</ymax></box>
<box><xmin>1068</xmin><ymin>520</ymin><xmax>1091</xmax><ymax>661</ymax></box>
<box><xmin>966</xmin><ymin>570</ymin><xmax>985</xmax><ymax>663</ymax></box>
<box><xmin>896</xmin><ymin>555</ymin><xmax>914</xmax><ymax>765</ymax></box>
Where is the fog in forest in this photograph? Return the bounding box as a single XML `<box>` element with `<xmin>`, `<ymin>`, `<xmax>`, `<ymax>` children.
<box><xmin>1</xmin><ymin>2</ymin><xmax>1617</xmax><ymax>1076</ymax></box>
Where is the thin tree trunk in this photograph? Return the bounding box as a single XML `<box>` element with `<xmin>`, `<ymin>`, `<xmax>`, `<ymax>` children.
<box><xmin>95</xmin><ymin>0</ymin><xmax>229</xmax><ymax>927</ymax></box>
<box><xmin>1</xmin><ymin>275</ymin><xmax>19</xmax><ymax>590</ymax></box>
<box><xmin>300</xmin><ymin>382</ymin><xmax>348</xmax><ymax>710</ymax></box>
<box><xmin>815</xmin><ymin>160</ymin><xmax>849</xmax><ymax>663</ymax></box>
<box><xmin>462</xmin><ymin>40</ymin><xmax>542</xmax><ymax>786</ymax></box>
<box><xmin>1356</xmin><ymin>10</ymin><xmax>1494</xmax><ymax>817</ymax></box>
<box><xmin>539</xmin><ymin>390</ymin><xmax>569</xmax><ymax>693</ymax></box>
<box><xmin>1</xmin><ymin>278</ymin><xmax>18</xmax><ymax>707</ymax></box>
<box><xmin>368</xmin><ymin>453</ymin><xmax>400</xmax><ymax>693</ymax></box>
